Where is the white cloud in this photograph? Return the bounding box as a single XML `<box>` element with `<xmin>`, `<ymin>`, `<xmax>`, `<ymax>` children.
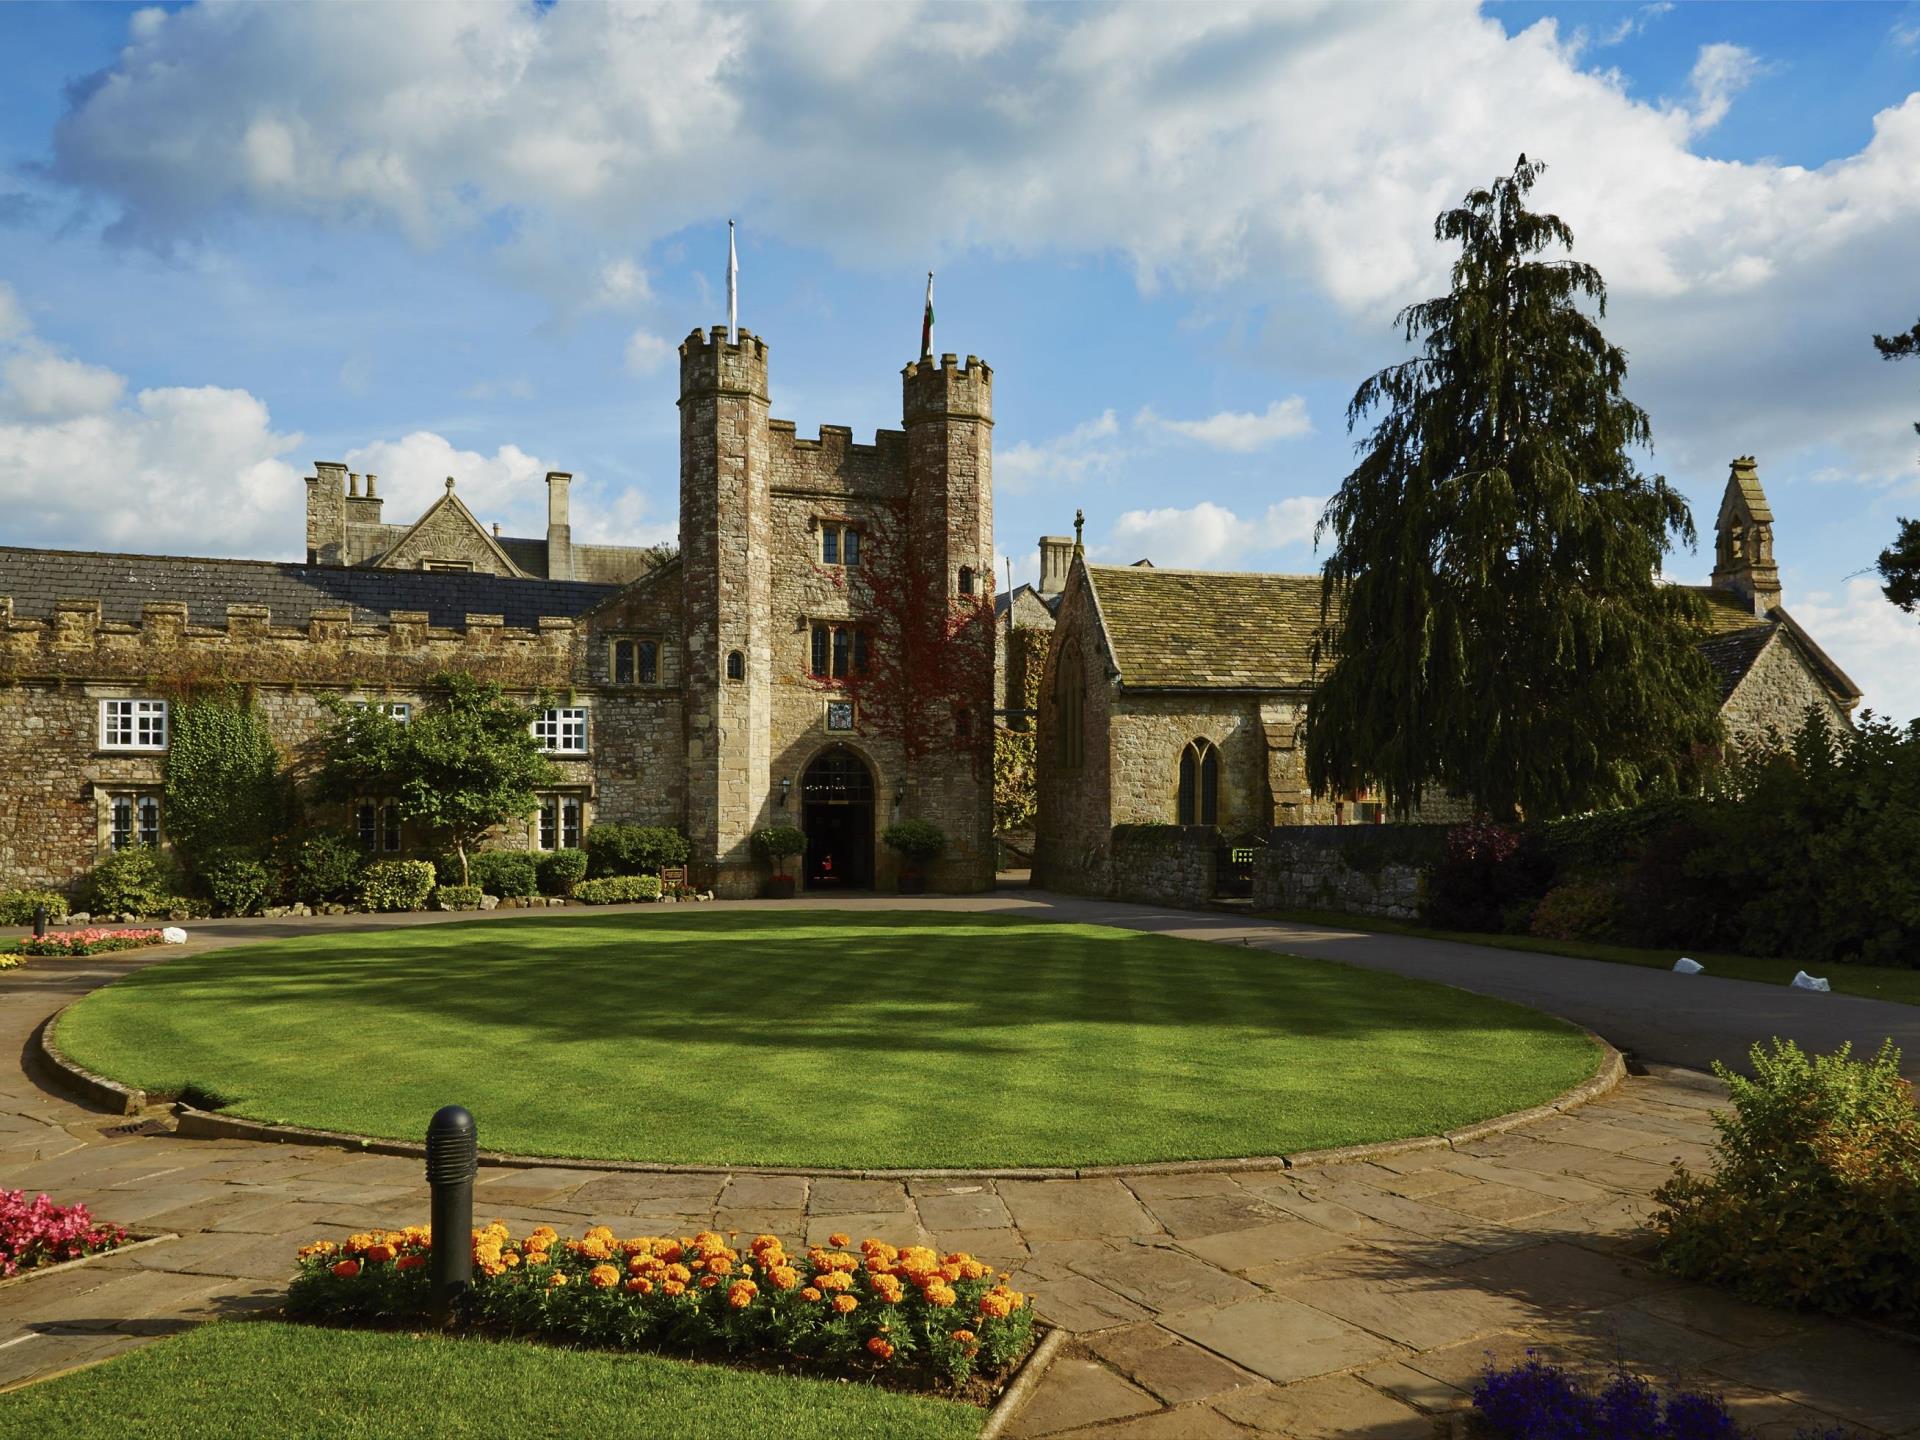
<box><xmin>1599</xmin><ymin>2</ymin><xmax>1672</xmax><ymax>47</ymax></box>
<box><xmin>343</xmin><ymin>432</ymin><xmax>563</xmax><ymax>538</ymax></box>
<box><xmin>0</xmin><ymin>282</ymin><xmax>25</xmax><ymax>342</ymax></box>
<box><xmin>1683</xmin><ymin>42</ymin><xmax>1763</xmax><ymax>134</ymax></box>
<box><xmin>1105</xmin><ymin>496</ymin><xmax>1322</xmax><ymax>570</ymax></box>
<box><xmin>624</xmin><ymin>328</ymin><xmax>674</xmax><ymax>376</ymax></box>
<box><xmin>1893</xmin><ymin>22</ymin><xmax>1920</xmax><ymax>52</ymax></box>
<box><xmin>1</xmin><ymin>351</ymin><xmax>127</xmax><ymax>419</ymax></box>
<box><xmin>571</xmin><ymin>485</ymin><xmax>677</xmax><ymax>549</ymax></box>
<box><xmin>596</xmin><ymin>257</ymin><xmax>652</xmax><ymax>310</ymax></box>
<box><xmin>1137</xmin><ymin>396</ymin><xmax>1312</xmax><ymax>452</ymax></box>
<box><xmin>997</xmin><ymin>409</ymin><xmax>1121</xmax><ymax>494</ymax></box>
<box><xmin>1791</xmin><ymin>576</ymin><xmax>1920</xmax><ymax>725</ymax></box>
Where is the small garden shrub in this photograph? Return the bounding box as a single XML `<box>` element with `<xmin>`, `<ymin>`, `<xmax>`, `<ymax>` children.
<box><xmin>1471</xmin><ymin>1357</ymin><xmax>1745</xmax><ymax>1440</ymax></box>
<box><xmin>1529</xmin><ymin>877</ymin><xmax>1623</xmax><ymax>942</ymax></box>
<box><xmin>287</xmin><ymin>1224</ymin><xmax>1035</xmax><ymax>1391</ymax></box>
<box><xmin>0</xmin><ymin>890</ymin><xmax>69</xmax><ymax>926</ymax></box>
<box><xmin>750</xmin><ymin>826</ymin><xmax>807</xmax><ymax>865</ymax></box>
<box><xmin>882</xmin><ymin>820</ymin><xmax>946</xmax><ymax>865</ymax></box>
<box><xmin>1421</xmin><ymin>820</ymin><xmax>1552</xmax><ymax>933</ymax></box>
<box><xmin>359</xmin><ymin>859</ymin><xmax>437</xmax><ymax>913</ymax></box>
<box><xmin>287</xmin><ymin>832</ymin><xmax>365</xmax><ymax>905</ymax></box>
<box><xmin>9</xmin><ymin>928</ymin><xmax>165</xmax><ymax>958</ymax></box>
<box><xmin>198</xmin><ymin>847</ymin><xmax>277</xmax><ymax>917</ymax></box>
<box><xmin>572</xmin><ymin>875</ymin><xmax>662</xmax><ymax>905</ymax></box>
<box><xmin>584</xmin><ymin>823</ymin><xmax>690</xmax><ymax>878</ymax></box>
<box><xmin>1654</xmin><ymin>1037</ymin><xmax>1920</xmax><ymax>1324</ymax></box>
<box><xmin>537</xmin><ymin>848</ymin><xmax>588</xmax><ymax>896</ymax></box>
<box><xmin>0</xmin><ymin>1189</ymin><xmax>127</xmax><ymax>1277</ymax></box>
<box><xmin>463</xmin><ymin>851</ymin><xmax>539</xmax><ymax>898</ymax></box>
<box><xmin>431</xmin><ymin>885</ymin><xmax>486</xmax><ymax>912</ymax></box>
<box><xmin>83</xmin><ymin>846</ymin><xmax>179</xmax><ymax>917</ymax></box>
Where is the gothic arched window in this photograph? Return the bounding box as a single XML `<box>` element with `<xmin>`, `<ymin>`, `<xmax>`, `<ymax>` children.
<box><xmin>1054</xmin><ymin>645</ymin><xmax>1085</xmax><ymax>772</ymax></box>
<box><xmin>1176</xmin><ymin>739</ymin><xmax>1219</xmax><ymax>826</ymax></box>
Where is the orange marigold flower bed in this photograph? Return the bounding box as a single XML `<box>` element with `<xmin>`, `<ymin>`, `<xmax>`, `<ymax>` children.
<box><xmin>287</xmin><ymin>1222</ymin><xmax>1035</xmax><ymax>1391</ymax></box>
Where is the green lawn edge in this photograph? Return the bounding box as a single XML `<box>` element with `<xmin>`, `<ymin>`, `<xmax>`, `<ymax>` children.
<box><xmin>0</xmin><ymin>1321</ymin><xmax>982</xmax><ymax>1440</ymax></box>
<box><xmin>53</xmin><ymin>910</ymin><xmax>1603</xmax><ymax>1169</ymax></box>
<box><xmin>1250</xmin><ymin>905</ymin><xmax>1920</xmax><ymax>1008</ymax></box>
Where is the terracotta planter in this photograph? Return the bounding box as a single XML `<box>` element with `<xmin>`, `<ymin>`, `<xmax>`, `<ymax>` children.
<box><xmin>766</xmin><ymin>874</ymin><xmax>796</xmax><ymax>899</ymax></box>
<box><xmin>896</xmin><ymin>872</ymin><xmax>926</xmax><ymax>895</ymax></box>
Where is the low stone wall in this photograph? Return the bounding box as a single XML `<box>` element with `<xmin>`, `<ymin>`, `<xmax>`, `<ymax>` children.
<box><xmin>1253</xmin><ymin>826</ymin><xmax>1447</xmax><ymax>920</ymax></box>
<box><xmin>1109</xmin><ymin>825</ymin><xmax>1216</xmax><ymax>908</ymax></box>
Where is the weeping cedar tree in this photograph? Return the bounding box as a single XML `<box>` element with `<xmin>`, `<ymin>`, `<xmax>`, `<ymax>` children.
<box><xmin>315</xmin><ymin>672</ymin><xmax>558</xmax><ymax>886</ymax></box>
<box><xmin>1872</xmin><ymin>317</ymin><xmax>1920</xmax><ymax>614</ymax></box>
<box><xmin>1307</xmin><ymin>155</ymin><xmax>1721</xmax><ymax>822</ymax></box>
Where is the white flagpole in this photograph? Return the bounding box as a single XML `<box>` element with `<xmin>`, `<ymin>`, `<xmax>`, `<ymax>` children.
<box><xmin>727</xmin><ymin>220</ymin><xmax>738</xmax><ymax>343</ymax></box>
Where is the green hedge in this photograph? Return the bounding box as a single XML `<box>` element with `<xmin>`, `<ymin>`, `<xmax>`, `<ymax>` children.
<box><xmin>0</xmin><ymin>890</ymin><xmax>69</xmax><ymax>926</ymax></box>
<box><xmin>83</xmin><ymin>847</ymin><xmax>181</xmax><ymax>917</ymax></box>
<box><xmin>583</xmin><ymin>824</ymin><xmax>689</xmax><ymax>877</ymax></box>
<box><xmin>572</xmin><ymin>875</ymin><xmax>662</xmax><ymax>905</ymax></box>
<box><xmin>464</xmin><ymin>851</ymin><xmax>540</xmax><ymax>898</ymax></box>
<box><xmin>360</xmin><ymin>860</ymin><xmax>436</xmax><ymax>913</ymax></box>
<box><xmin>199</xmin><ymin>847</ymin><xmax>276</xmax><ymax>917</ymax></box>
<box><xmin>431</xmin><ymin>885</ymin><xmax>486</xmax><ymax>911</ymax></box>
<box><xmin>537</xmin><ymin>848</ymin><xmax>588</xmax><ymax>896</ymax></box>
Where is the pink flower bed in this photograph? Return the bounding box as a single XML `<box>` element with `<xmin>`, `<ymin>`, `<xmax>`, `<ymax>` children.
<box><xmin>0</xmin><ymin>1190</ymin><xmax>127</xmax><ymax>1277</ymax></box>
<box><xmin>9</xmin><ymin>927</ymin><xmax>164</xmax><ymax>957</ymax></box>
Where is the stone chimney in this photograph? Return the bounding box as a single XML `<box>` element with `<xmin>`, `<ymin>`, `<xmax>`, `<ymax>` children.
<box><xmin>305</xmin><ymin>461</ymin><xmax>349</xmax><ymax>565</ymax></box>
<box><xmin>546</xmin><ymin>471</ymin><xmax>573</xmax><ymax>581</ymax></box>
<box><xmin>1038</xmin><ymin>535</ymin><xmax>1075</xmax><ymax>597</ymax></box>
<box><xmin>1710</xmin><ymin>456</ymin><xmax>1781</xmax><ymax>615</ymax></box>
<box><xmin>345</xmin><ymin>471</ymin><xmax>383</xmax><ymax>526</ymax></box>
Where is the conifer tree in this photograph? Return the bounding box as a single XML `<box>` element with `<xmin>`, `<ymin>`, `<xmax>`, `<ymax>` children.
<box><xmin>1307</xmin><ymin>155</ymin><xmax>1720</xmax><ymax>822</ymax></box>
<box><xmin>1871</xmin><ymin>318</ymin><xmax>1920</xmax><ymax>613</ymax></box>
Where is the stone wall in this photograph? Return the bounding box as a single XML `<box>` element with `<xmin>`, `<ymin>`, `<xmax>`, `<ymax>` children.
<box><xmin>1032</xmin><ymin>570</ymin><xmax>1116</xmax><ymax>895</ymax></box>
<box><xmin>1251</xmin><ymin>828</ymin><xmax>1449</xmax><ymax>919</ymax></box>
<box><xmin>1722</xmin><ymin>627</ymin><xmax>1854</xmax><ymax>741</ymax></box>
<box><xmin>1110</xmin><ymin>825</ymin><xmax>1217</xmax><ymax>907</ymax></box>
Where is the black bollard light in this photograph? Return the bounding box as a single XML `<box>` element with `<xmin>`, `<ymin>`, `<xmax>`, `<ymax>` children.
<box><xmin>424</xmin><ymin>1104</ymin><xmax>477</xmax><ymax>1322</ymax></box>
<box><xmin>32</xmin><ymin>905</ymin><xmax>47</xmax><ymax>940</ymax></box>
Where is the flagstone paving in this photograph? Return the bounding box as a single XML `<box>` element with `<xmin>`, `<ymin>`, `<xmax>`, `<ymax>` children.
<box><xmin>2</xmin><ymin>902</ymin><xmax>1917</xmax><ymax>1436</ymax></box>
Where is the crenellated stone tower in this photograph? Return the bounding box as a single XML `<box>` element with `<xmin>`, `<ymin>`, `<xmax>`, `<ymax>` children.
<box><xmin>678</xmin><ymin>327</ymin><xmax>775</xmax><ymax>895</ymax></box>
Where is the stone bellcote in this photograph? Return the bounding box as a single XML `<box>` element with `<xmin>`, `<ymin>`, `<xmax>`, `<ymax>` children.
<box><xmin>1710</xmin><ymin>456</ymin><xmax>1781</xmax><ymax>616</ymax></box>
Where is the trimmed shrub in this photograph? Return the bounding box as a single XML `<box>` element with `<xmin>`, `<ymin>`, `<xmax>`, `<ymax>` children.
<box><xmin>1420</xmin><ymin>820</ymin><xmax>1552</xmax><ymax>933</ymax></box>
<box><xmin>750</xmin><ymin>826</ymin><xmax>807</xmax><ymax>864</ymax></box>
<box><xmin>360</xmin><ymin>859</ymin><xmax>437</xmax><ymax>913</ymax></box>
<box><xmin>572</xmin><ymin>875</ymin><xmax>662</xmax><ymax>905</ymax></box>
<box><xmin>536</xmin><ymin>847</ymin><xmax>588</xmax><ymax>896</ymax></box>
<box><xmin>464</xmin><ymin>851</ymin><xmax>539</xmax><ymax>899</ymax></box>
<box><xmin>0</xmin><ymin>891</ymin><xmax>69</xmax><ymax>926</ymax></box>
<box><xmin>583</xmin><ymin>823</ymin><xmax>690</xmax><ymax>878</ymax></box>
<box><xmin>287</xmin><ymin>833</ymin><xmax>366</xmax><ymax>906</ymax></box>
<box><xmin>199</xmin><ymin>847</ymin><xmax>276</xmax><ymax>917</ymax></box>
<box><xmin>1654</xmin><ymin>1038</ymin><xmax>1920</xmax><ymax>1323</ymax></box>
<box><xmin>882</xmin><ymin>820</ymin><xmax>946</xmax><ymax>864</ymax></box>
<box><xmin>83</xmin><ymin>847</ymin><xmax>179</xmax><ymax>917</ymax></box>
<box><xmin>1528</xmin><ymin>878</ymin><xmax>1622</xmax><ymax>942</ymax></box>
<box><xmin>431</xmin><ymin>885</ymin><xmax>486</xmax><ymax>911</ymax></box>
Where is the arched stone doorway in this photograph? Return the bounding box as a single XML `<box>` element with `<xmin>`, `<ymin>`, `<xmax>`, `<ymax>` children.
<box><xmin>801</xmin><ymin>746</ymin><xmax>875</xmax><ymax>889</ymax></box>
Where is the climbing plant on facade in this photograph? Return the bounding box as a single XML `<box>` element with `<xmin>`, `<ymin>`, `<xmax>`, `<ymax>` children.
<box><xmin>161</xmin><ymin>689</ymin><xmax>290</xmax><ymax>860</ymax></box>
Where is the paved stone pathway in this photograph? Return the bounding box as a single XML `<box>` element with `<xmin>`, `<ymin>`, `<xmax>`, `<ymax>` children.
<box><xmin>2</xmin><ymin>897</ymin><xmax>1916</xmax><ymax>1437</ymax></box>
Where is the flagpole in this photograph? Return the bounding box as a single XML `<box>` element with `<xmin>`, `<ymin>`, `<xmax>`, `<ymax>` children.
<box><xmin>727</xmin><ymin>221</ymin><xmax>738</xmax><ymax>344</ymax></box>
<box><xmin>921</xmin><ymin>271</ymin><xmax>934</xmax><ymax>361</ymax></box>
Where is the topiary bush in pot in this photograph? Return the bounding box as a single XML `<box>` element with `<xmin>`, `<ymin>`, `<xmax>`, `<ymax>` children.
<box><xmin>882</xmin><ymin>819</ymin><xmax>945</xmax><ymax>894</ymax></box>
<box><xmin>751</xmin><ymin>826</ymin><xmax>807</xmax><ymax>897</ymax></box>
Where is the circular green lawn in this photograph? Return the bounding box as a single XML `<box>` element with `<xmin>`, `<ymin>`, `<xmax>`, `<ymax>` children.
<box><xmin>56</xmin><ymin>911</ymin><xmax>1601</xmax><ymax>1169</ymax></box>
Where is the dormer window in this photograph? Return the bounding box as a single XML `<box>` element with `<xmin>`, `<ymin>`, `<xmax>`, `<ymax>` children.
<box><xmin>820</xmin><ymin>524</ymin><xmax>860</xmax><ymax>567</ymax></box>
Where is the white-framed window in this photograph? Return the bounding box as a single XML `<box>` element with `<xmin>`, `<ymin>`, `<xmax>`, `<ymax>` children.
<box><xmin>350</xmin><ymin>700</ymin><xmax>411</xmax><ymax>725</ymax></box>
<box><xmin>100</xmin><ymin>699</ymin><xmax>169</xmax><ymax>752</ymax></box>
<box><xmin>110</xmin><ymin>794</ymin><xmax>162</xmax><ymax>851</ymax></box>
<box><xmin>820</xmin><ymin>523</ymin><xmax>860</xmax><ymax>567</ymax></box>
<box><xmin>356</xmin><ymin>801</ymin><xmax>403</xmax><ymax>852</ymax></box>
<box><xmin>533</xmin><ymin>706</ymin><xmax>589</xmax><ymax>754</ymax></box>
<box><xmin>537</xmin><ymin>793</ymin><xmax>583</xmax><ymax>851</ymax></box>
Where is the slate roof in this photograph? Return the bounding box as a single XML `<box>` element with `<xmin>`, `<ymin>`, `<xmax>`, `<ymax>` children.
<box><xmin>1086</xmin><ymin>565</ymin><xmax>1327</xmax><ymax>689</ymax></box>
<box><xmin>0</xmin><ymin>546</ymin><xmax>619</xmax><ymax>630</ymax></box>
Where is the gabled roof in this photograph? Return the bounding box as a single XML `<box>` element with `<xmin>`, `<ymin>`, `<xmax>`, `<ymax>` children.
<box><xmin>1085</xmin><ymin>564</ymin><xmax>1326</xmax><ymax>690</ymax></box>
<box><xmin>0</xmin><ymin>546</ymin><xmax>617</xmax><ymax>629</ymax></box>
<box><xmin>580</xmin><ymin>552</ymin><xmax>684</xmax><ymax>621</ymax></box>
<box><xmin>372</xmin><ymin>483</ymin><xmax>529</xmax><ymax>577</ymax></box>
<box><xmin>995</xmin><ymin>583</ymin><xmax>1059</xmax><ymax>629</ymax></box>
<box><xmin>1681</xmin><ymin>585</ymin><xmax>1862</xmax><ymax>706</ymax></box>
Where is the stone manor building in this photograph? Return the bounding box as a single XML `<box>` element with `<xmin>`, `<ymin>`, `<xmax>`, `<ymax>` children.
<box><xmin>1030</xmin><ymin>457</ymin><xmax>1861</xmax><ymax>896</ymax></box>
<box><xmin>0</xmin><ymin>326</ymin><xmax>996</xmax><ymax>898</ymax></box>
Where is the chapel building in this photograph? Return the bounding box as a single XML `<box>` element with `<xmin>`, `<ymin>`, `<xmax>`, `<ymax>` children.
<box><xmin>0</xmin><ymin>326</ymin><xmax>997</xmax><ymax>898</ymax></box>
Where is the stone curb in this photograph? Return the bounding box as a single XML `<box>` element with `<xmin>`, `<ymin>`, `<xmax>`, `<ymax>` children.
<box><xmin>36</xmin><ymin>997</ymin><xmax>1623</xmax><ymax>1181</ymax></box>
<box><xmin>977</xmin><ymin>1326</ymin><xmax>1067</xmax><ymax>1440</ymax></box>
<box><xmin>0</xmin><ymin>1233</ymin><xmax>179</xmax><ymax>1292</ymax></box>
<box><xmin>32</xmin><ymin>1015</ymin><xmax>149</xmax><ymax>1116</ymax></box>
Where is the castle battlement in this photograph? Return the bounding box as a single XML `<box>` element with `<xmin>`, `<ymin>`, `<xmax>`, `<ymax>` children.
<box><xmin>679</xmin><ymin>325</ymin><xmax>770</xmax><ymax>402</ymax></box>
<box><xmin>902</xmin><ymin>353</ymin><xmax>993</xmax><ymax>423</ymax></box>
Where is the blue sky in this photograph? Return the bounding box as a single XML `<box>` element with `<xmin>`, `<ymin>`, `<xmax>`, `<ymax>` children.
<box><xmin>2</xmin><ymin>1</ymin><xmax>1918</xmax><ymax>719</ymax></box>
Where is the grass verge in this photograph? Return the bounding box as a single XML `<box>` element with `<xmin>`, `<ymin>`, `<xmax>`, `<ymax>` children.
<box><xmin>1249</xmin><ymin>906</ymin><xmax>1920</xmax><ymax>1007</ymax></box>
<box><xmin>0</xmin><ymin>1321</ymin><xmax>982</xmax><ymax>1439</ymax></box>
<box><xmin>55</xmin><ymin>909</ymin><xmax>1599</xmax><ymax>1168</ymax></box>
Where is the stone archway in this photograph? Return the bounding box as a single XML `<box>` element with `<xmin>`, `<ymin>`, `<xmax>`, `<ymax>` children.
<box><xmin>800</xmin><ymin>746</ymin><xmax>876</xmax><ymax>889</ymax></box>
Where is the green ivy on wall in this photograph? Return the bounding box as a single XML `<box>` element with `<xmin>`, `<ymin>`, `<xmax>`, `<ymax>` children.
<box><xmin>162</xmin><ymin>689</ymin><xmax>290</xmax><ymax>859</ymax></box>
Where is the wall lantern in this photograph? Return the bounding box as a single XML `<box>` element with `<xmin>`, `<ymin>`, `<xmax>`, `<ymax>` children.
<box><xmin>778</xmin><ymin>777</ymin><xmax>792</xmax><ymax>808</ymax></box>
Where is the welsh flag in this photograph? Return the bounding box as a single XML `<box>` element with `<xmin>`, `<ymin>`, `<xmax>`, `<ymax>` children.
<box><xmin>921</xmin><ymin>272</ymin><xmax>934</xmax><ymax>359</ymax></box>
